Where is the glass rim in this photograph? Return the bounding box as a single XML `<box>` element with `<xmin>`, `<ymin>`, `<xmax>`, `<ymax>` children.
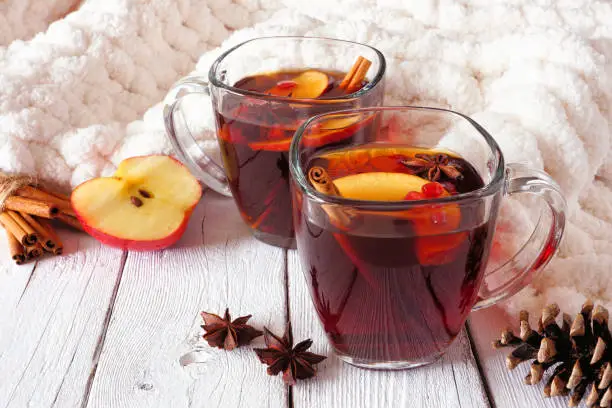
<box><xmin>207</xmin><ymin>36</ymin><xmax>386</xmax><ymax>103</ymax></box>
<box><xmin>289</xmin><ymin>106</ymin><xmax>506</xmax><ymax>209</ymax></box>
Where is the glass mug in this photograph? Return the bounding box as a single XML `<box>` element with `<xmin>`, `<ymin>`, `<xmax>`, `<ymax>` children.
<box><xmin>163</xmin><ymin>36</ymin><xmax>386</xmax><ymax>248</ymax></box>
<box><xmin>289</xmin><ymin>106</ymin><xmax>566</xmax><ymax>369</ymax></box>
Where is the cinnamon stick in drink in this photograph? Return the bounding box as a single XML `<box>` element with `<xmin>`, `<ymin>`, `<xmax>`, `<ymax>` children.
<box><xmin>7</xmin><ymin>211</ymin><xmax>38</xmax><ymax>246</ymax></box>
<box><xmin>347</xmin><ymin>59</ymin><xmax>371</xmax><ymax>93</ymax></box>
<box><xmin>0</xmin><ymin>212</ymin><xmax>29</xmax><ymax>246</ymax></box>
<box><xmin>308</xmin><ymin>167</ymin><xmax>352</xmax><ymax>229</ymax></box>
<box><xmin>5</xmin><ymin>228</ymin><xmax>25</xmax><ymax>265</ymax></box>
<box><xmin>307</xmin><ymin>166</ymin><xmax>378</xmax><ymax>289</ymax></box>
<box><xmin>339</xmin><ymin>56</ymin><xmax>372</xmax><ymax>93</ymax></box>
<box><xmin>4</xmin><ymin>196</ymin><xmax>60</xmax><ymax>219</ymax></box>
<box><xmin>340</xmin><ymin>56</ymin><xmax>364</xmax><ymax>89</ymax></box>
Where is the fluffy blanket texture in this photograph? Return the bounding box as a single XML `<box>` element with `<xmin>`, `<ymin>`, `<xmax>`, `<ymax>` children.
<box><xmin>1</xmin><ymin>0</ymin><xmax>612</xmax><ymax>314</ymax></box>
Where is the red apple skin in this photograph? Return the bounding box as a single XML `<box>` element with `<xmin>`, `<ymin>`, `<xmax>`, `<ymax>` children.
<box><xmin>72</xmin><ymin>207</ymin><xmax>195</xmax><ymax>251</ymax></box>
<box><xmin>71</xmin><ymin>155</ymin><xmax>203</xmax><ymax>251</ymax></box>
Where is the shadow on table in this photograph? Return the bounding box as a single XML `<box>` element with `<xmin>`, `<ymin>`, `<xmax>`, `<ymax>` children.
<box><xmin>172</xmin><ymin>191</ymin><xmax>253</xmax><ymax>249</ymax></box>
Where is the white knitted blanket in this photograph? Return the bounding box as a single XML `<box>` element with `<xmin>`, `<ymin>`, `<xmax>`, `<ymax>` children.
<box><xmin>1</xmin><ymin>0</ymin><xmax>612</xmax><ymax>314</ymax></box>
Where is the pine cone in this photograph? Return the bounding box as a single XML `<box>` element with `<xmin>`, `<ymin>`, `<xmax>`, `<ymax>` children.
<box><xmin>493</xmin><ymin>300</ymin><xmax>611</xmax><ymax>407</ymax></box>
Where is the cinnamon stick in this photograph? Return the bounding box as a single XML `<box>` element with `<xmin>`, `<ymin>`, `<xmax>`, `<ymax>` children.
<box><xmin>16</xmin><ymin>186</ymin><xmax>73</xmax><ymax>214</ymax></box>
<box><xmin>308</xmin><ymin>167</ymin><xmax>353</xmax><ymax>229</ymax></box>
<box><xmin>340</xmin><ymin>56</ymin><xmax>364</xmax><ymax>89</ymax></box>
<box><xmin>56</xmin><ymin>213</ymin><xmax>84</xmax><ymax>231</ymax></box>
<box><xmin>36</xmin><ymin>217</ymin><xmax>63</xmax><ymax>255</ymax></box>
<box><xmin>0</xmin><ymin>212</ymin><xmax>29</xmax><ymax>246</ymax></box>
<box><xmin>307</xmin><ymin>166</ymin><xmax>378</xmax><ymax>288</ymax></box>
<box><xmin>5</xmin><ymin>228</ymin><xmax>25</xmax><ymax>265</ymax></box>
<box><xmin>340</xmin><ymin>56</ymin><xmax>372</xmax><ymax>93</ymax></box>
<box><xmin>25</xmin><ymin>243</ymin><xmax>43</xmax><ymax>260</ymax></box>
<box><xmin>42</xmin><ymin>189</ymin><xmax>71</xmax><ymax>203</ymax></box>
<box><xmin>20</xmin><ymin>213</ymin><xmax>58</xmax><ymax>253</ymax></box>
<box><xmin>4</xmin><ymin>196</ymin><xmax>59</xmax><ymax>218</ymax></box>
<box><xmin>7</xmin><ymin>211</ymin><xmax>38</xmax><ymax>246</ymax></box>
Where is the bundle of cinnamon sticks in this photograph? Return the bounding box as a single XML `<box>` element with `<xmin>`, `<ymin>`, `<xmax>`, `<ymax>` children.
<box><xmin>1</xmin><ymin>186</ymin><xmax>82</xmax><ymax>265</ymax></box>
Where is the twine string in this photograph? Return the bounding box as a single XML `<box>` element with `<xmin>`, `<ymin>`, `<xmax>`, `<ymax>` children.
<box><xmin>0</xmin><ymin>173</ymin><xmax>37</xmax><ymax>212</ymax></box>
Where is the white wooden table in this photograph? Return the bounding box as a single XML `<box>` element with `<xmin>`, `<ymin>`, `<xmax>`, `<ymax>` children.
<box><xmin>1</xmin><ymin>191</ymin><xmax>569</xmax><ymax>408</ymax></box>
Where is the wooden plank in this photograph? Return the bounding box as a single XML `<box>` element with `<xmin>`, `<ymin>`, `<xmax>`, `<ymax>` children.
<box><xmin>287</xmin><ymin>251</ymin><xmax>490</xmax><ymax>408</ymax></box>
<box><xmin>0</xmin><ymin>227</ymin><xmax>126</xmax><ymax>408</ymax></box>
<box><xmin>86</xmin><ymin>192</ymin><xmax>289</xmax><ymax>408</ymax></box>
<box><xmin>0</xmin><ymin>236</ymin><xmax>36</xmax><ymax>329</ymax></box>
<box><xmin>469</xmin><ymin>306</ymin><xmax>569</xmax><ymax>408</ymax></box>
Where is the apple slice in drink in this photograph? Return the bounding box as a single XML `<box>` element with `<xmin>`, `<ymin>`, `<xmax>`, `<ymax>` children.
<box><xmin>331</xmin><ymin>172</ymin><xmax>466</xmax><ymax>266</ymax></box>
<box><xmin>290</xmin><ymin>71</ymin><xmax>330</xmax><ymax>98</ymax></box>
<box><xmin>249</xmin><ymin>113</ymin><xmax>374</xmax><ymax>151</ymax></box>
<box><xmin>334</xmin><ymin>172</ymin><xmax>429</xmax><ymax>201</ymax></box>
<box><xmin>265</xmin><ymin>70</ymin><xmax>329</xmax><ymax>99</ymax></box>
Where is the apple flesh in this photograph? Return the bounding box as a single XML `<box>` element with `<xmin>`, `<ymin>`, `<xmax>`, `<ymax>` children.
<box><xmin>330</xmin><ymin>171</ymin><xmax>465</xmax><ymax>265</ymax></box>
<box><xmin>265</xmin><ymin>80</ymin><xmax>297</xmax><ymax>97</ymax></box>
<box><xmin>265</xmin><ymin>71</ymin><xmax>329</xmax><ymax>99</ymax></box>
<box><xmin>334</xmin><ymin>172</ymin><xmax>428</xmax><ymax>201</ymax></box>
<box><xmin>71</xmin><ymin>155</ymin><xmax>202</xmax><ymax>251</ymax></box>
<box><xmin>290</xmin><ymin>71</ymin><xmax>329</xmax><ymax>99</ymax></box>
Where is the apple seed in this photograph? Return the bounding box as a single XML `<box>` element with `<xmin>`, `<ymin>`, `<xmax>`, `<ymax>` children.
<box><xmin>130</xmin><ymin>196</ymin><xmax>143</xmax><ymax>207</ymax></box>
<box><xmin>138</xmin><ymin>189</ymin><xmax>152</xmax><ymax>198</ymax></box>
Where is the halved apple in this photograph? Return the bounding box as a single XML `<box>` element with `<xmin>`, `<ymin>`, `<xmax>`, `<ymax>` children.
<box><xmin>71</xmin><ymin>155</ymin><xmax>202</xmax><ymax>251</ymax></box>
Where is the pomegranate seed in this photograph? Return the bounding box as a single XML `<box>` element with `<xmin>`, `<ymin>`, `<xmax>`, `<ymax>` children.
<box><xmin>405</xmin><ymin>191</ymin><xmax>425</xmax><ymax>201</ymax></box>
<box><xmin>276</xmin><ymin>80</ymin><xmax>297</xmax><ymax>89</ymax></box>
<box><xmin>421</xmin><ymin>182</ymin><xmax>445</xmax><ymax>198</ymax></box>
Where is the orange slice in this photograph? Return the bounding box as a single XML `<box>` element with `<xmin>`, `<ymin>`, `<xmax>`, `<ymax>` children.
<box><xmin>248</xmin><ymin>113</ymin><xmax>374</xmax><ymax>152</ymax></box>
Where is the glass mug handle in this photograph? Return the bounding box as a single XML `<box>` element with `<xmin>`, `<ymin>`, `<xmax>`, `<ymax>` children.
<box><xmin>473</xmin><ymin>163</ymin><xmax>567</xmax><ymax>310</ymax></box>
<box><xmin>163</xmin><ymin>76</ymin><xmax>232</xmax><ymax>197</ymax></box>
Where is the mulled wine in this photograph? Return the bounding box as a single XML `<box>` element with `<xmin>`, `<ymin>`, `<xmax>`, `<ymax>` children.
<box><xmin>296</xmin><ymin>145</ymin><xmax>495</xmax><ymax>364</ymax></box>
<box><xmin>216</xmin><ymin>69</ymin><xmax>371</xmax><ymax>246</ymax></box>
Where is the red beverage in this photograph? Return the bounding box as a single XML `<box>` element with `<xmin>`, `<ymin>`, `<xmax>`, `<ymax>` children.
<box><xmin>165</xmin><ymin>38</ymin><xmax>387</xmax><ymax>249</ymax></box>
<box><xmin>296</xmin><ymin>145</ymin><xmax>495</xmax><ymax>364</ymax></box>
<box><xmin>215</xmin><ymin>69</ymin><xmax>369</xmax><ymax>246</ymax></box>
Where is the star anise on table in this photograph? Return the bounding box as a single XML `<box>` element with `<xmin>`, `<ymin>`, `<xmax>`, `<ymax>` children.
<box><xmin>201</xmin><ymin>308</ymin><xmax>263</xmax><ymax>350</ymax></box>
<box><xmin>401</xmin><ymin>153</ymin><xmax>462</xmax><ymax>181</ymax></box>
<box><xmin>254</xmin><ymin>324</ymin><xmax>327</xmax><ymax>385</ymax></box>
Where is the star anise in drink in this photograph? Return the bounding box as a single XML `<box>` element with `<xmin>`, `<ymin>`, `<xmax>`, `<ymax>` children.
<box><xmin>254</xmin><ymin>324</ymin><xmax>327</xmax><ymax>385</ymax></box>
<box><xmin>201</xmin><ymin>308</ymin><xmax>263</xmax><ymax>350</ymax></box>
<box><xmin>401</xmin><ymin>153</ymin><xmax>462</xmax><ymax>182</ymax></box>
